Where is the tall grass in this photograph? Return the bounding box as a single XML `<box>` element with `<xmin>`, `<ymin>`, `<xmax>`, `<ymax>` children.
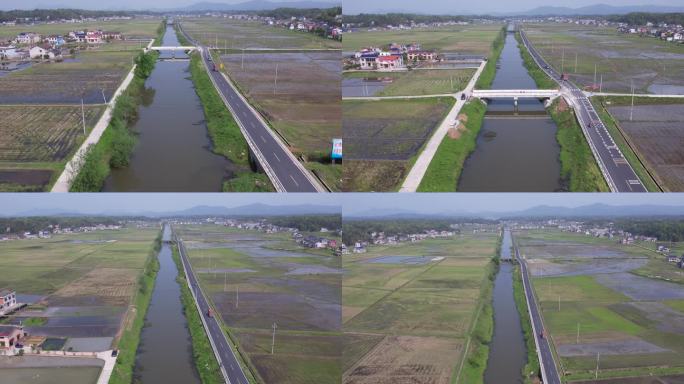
<box><xmin>475</xmin><ymin>26</ymin><xmax>506</xmax><ymax>89</ymax></box>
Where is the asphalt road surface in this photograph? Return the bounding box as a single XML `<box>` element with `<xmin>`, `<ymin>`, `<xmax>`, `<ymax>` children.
<box><xmin>519</xmin><ymin>29</ymin><xmax>647</xmax><ymax>192</ymax></box>
<box><xmin>514</xmin><ymin>242</ymin><xmax>562</xmax><ymax>384</ymax></box>
<box><xmin>179</xmin><ymin>24</ymin><xmax>321</xmax><ymax>192</ymax></box>
<box><xmin>178</xmin><ymin>238</ymin><xmax>250</xmax><ymax>384</ymax></box>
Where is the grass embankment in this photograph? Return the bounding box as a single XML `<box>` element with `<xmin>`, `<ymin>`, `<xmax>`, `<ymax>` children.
<box><xmin>70</xmin><ymin>50</ymin><xmax>158</xmax><ymax>191</ymax></box>
<box><xmin>170</xmin><ymin>246</ymin><xmax>227</xmax><ymax>384</ymax></box>
<box><xmin>475</xmin><ymin>27</ymin><xmax>506</xmax><ymax>90</ymax></box>
<box><xmin>515</xmin><ymin>32</ymin><xmax>557</xmax><ymax>89</ymax></box>
<box><xmin>417</xmin><ymin>99</ymin><xmax>486</xmax><ymax>192</ymax></box>
<box><xmin>591</xmin><ymin>97</ymin><xmax>662</xmax><ymax>192</ymax></box>
<box><xmin>457</xmin><ymin>232</ymin><xmax>501</xmax><ymax>383</ymax></box>
<box><xmin>108</xmin><ymin>231</ymin><xmax>162</xmax><ymax>384</ymax></box>
<box><xmin>512</xmin><ymin>263</ymin><xmax>541</xmax><ymax>383</ymax></box>
<box><xmin>548</xmin><ymin>98</ymin><xmax>610</xmax><ymax>192</ymax></box>
<box><xmin>187</xmin><ymin>53</ymin><xmax>274</xmax><ymax>192</ymax></box>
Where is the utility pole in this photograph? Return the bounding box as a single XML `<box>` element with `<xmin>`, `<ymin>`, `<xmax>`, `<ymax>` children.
<box><xmin>81</xmin><ymin>98</ymin><xmax>86</xmax><ymax>136</ymax></box>
<box><xmin>271</xmin><ymin>322</ymin><xmax>277</xmax><ymax>354</ymax></box>
<box><xmin>235</xmin><ymin>285</ymin><xmax>239</xmax><ymax>309</ymax></box>
<box><xmin>273</xmin><ymin>63</ymin><xmax>278</xmax><ymax>95</ymax></box>
<box><xmin>574</xmin><ymin>52</ymin><xmax>577</xmax><ymax>73</ymax></box>
<box><xmin>241</xmin><ymin>48</ymin><xmax>245</xmax><ymax>70</ymax></box>
<box><xmin>630</xmin><ymin>79</ymin><xmax>635</xmax><ymax>121</ymax></box>
<box><xmin>576</xmin><ymin>323</ymin><xmax>580</xmax><ymax>344</ymax></box>
<box><xmin>595</xmin><ymin>352</ymin><xmax>600</xmax><ymax>380</ymax></box>
<box><xmin>101</xmin><ymin>88</ymin><xmax>107</xmax><ymax>105</ymax></box>
<box><xmin>593</xmin><ymin>63</ymin><xmax>597</xmax><ymax>88</ymax></box>
<box><xmin>561</xmin><ymin>48</ymin><xmax>565</xmax><ymax>73</ymax></box>
<box><xmin>558</xmin><ymin>295</ymin><xmax>561</xmax><ymax>312</ymax></box>
<box><xmin>599</xmin><ymin>74</ymin><xmax>603</xmax><ymax>93</ymax></box>
<box><xmin>224</xmin><ymin>272</ymin><xmax>227</xmax><ymax>292</ymax></box>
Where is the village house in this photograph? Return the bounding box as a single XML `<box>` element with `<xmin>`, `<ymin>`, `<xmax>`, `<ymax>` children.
<box><xmin>0</xmin><ymin>46</ymin><xmax>23</xmax><ymax>60</ymax></box>
<box><xmin>0</xmin><ymin>325</ymin><xmax>28</xmax><ymax>356</ymax></box>
<box><xmin>28</xmin><ymin>46</ymin><xmax>55</xmax><ymax>59</ymax></box>
<box><xmin>15</xmin><ymin>32</ymin><xmax>41</xmax><ymax>45</ymax></box>
<box><xmin>376</xmin><ymin>54</ymin><xmax>403</xmax><ymax>71</ymax></box>
<box><xmin>45</xmin><ymin>35</ymin><xmax>66</xmax><ymax>46</ymax></box>
<box><xmin>407</xmin><ymin>50</ymin><xmax>436</xmax><ymax>62</ymax></box>
<box><xmin>357</xmin><ymin>51</ymin><xmax>379</xmax><ymax>70</ymax></box>
<box><xmin>0</xmin><ymin>289</ymin><xmax>17</xmax><ymax>315</ymax></box>
<box><xmin>666</xmin><ymin>254</ymin><xmax>679</xmax><ymax>263</ymax></box>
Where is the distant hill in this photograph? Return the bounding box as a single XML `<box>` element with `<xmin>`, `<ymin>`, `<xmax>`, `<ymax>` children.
<box><xmin>346</xmin><ymin>204</ymin><xmax>684</xmax><ymax>220</ymax></box>
<box><xmin>5</xmin><ymin>204</ymin><xmax>339</xmax><ymax>218</ymax></box>
<box><xmin>178</xmin><ymin>0</ymin><xmax>339</xmax><ymax>11</ymax></box>
<box><xmin>515</xmin><ymin>4</ymin><xmax>684</xmax><ymax>16</ymax></box>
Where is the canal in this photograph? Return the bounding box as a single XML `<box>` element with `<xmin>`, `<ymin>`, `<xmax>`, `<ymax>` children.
<box><xmin>484</xmin><ymin>229</ymin><xmax>526</xmax><ymax>384</ymax></box>
<box><xmin>103</xmin><ymin>24</ymin><xmax>231</xmax><ymax>191</ymax></box>
<box><xmin>458</xmin><ymin>30</ymin><xmax>563</xmax><ymax>191</ymax></box>
<box><xmin>133</xmin><ymin>224</ymin><xmax>200</xmax><ymax>384</ymax></box>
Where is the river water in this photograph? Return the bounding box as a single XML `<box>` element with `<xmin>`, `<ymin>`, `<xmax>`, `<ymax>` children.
<box><xmin>484</xmin><ymin>229</ymin><xmax>526</xmax><ymax>384</ymax></box>
<box><xmin>103</xmin><ymin>25</ymin><xmax>231</xmax><ymax>191</ymax></box>
<box><xmin>133</xmin><ymin>225</ymin><xmax>200</xmax><ymax>384</ymax></box>
<box><xmin>458</xmin><ymin>32</ymin><xmax>562</xmax><ymax>191</ymax></box>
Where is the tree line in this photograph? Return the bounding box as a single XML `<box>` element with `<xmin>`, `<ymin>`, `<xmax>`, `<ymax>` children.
<box><xmin>269</xmin><ymin>215</ymin><xmax>341</xmax><ymax>232</ymax></box>
<box><xmin>616</xmin><ymin>219</ymin><xmax>684</xmax><ymax>243</ymax></box>
<box><xmin>607</xmin><ymin>12</ymin><xmax>684</xmax><ymax>26</ymax></box>
<box><xmin>342</xmin><ymin>218</ymin><xmax>494</xmax><ymax>244</ymax></box>
<box><xmin>257</xmin><ymin>7</ymin><xmax>341</xmax><ymax>25</ymax></box>
<box><xmin>343</xmin><ymin>13</ymin><xmax>470</xmax><ymax>27</ymax></box>
<box><xmin>0</xmin><ymin>217</ymin><xmax>124</xmax><ymax>235</ymax></box>
<box><xmin>0</xmin><ymin>9</ymin><xmax>133</xmax><ymax>23</ymax></box>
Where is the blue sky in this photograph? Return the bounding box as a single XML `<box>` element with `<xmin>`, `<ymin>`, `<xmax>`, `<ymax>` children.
<box><xmin>0</xmin><ymin>193</ymin><xmax>338</xmax><ymax>215</ymax></box>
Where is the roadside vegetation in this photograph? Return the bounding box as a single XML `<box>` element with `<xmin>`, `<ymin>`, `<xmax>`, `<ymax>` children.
<box><xmin>548</xmin><ymin>98</ymin><xmax>610</xmax><ymax>192</ymax></box>
<box><xmin>69</xmin><ymin>50</ymin><xmax>158</xmax><ymax>191</ymax></box>
<box><xmin>515</xmin><ymin>32</ymin><xmax>558</xmax><ymax>89</ymax></box>
<box><xmin>511</xmin><ymin>252</ymin><xmax>541</xmax><ymax>384</ymax></box>
<box><xmin>170</xmin><ymin>247</ymin><xmax>230</xmax><ymax>384</ymax></box>
<box><xmin>417</xmin><ymin>99</ymin><xmax>486</xmax><ymax>192</ymax></box>
<box><xmin>475</xmin><ymin>27</ymin><xmax>506</xmax><ymax>89</ymax></box>
<box><xmin>109</xmin><ymin>231</ymin><xmax>162</xmax><ymax>384</ymax></box>
<box><xmin>187</xmin><ymin>53</ymin><xmax>274</xmax><ymax>192</ymax></box>
<box><xmin>457</xmin><ymin>234</ymin><xmax>500</xmax><ymax>384</ymax></box>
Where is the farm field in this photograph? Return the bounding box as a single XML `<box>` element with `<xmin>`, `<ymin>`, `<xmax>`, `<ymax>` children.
<box><xmin>0</xmin><ymin>105</ymin><xmax>104</xmax><ymax>191</ymax></box>
<box><xmin>0</xmin><ymin>47</ymin><xmax>142</xmax><ymax>104</ymax></box>
<box><xmin>516</xmin><ymin>229</ymin><xmax>684</xmax><ymax>382</ymax></box>
<box><xmin>0</xmin><ymin>226</ymin><xmax>158</xmax><ymax>358</ymax></box>
<box><xmin>0</xmin><ymin>19</ymin><xmax>163</xmax><ymax>41</ymax></box>
<box><xmin>218</xmin><ymin>50</ymin><xmax>341</xmax><ymax>190</ymax></box>
<box><xmin>523</xmin><ymin>23</ymin><xmax>684</xmax><ymax>94</ymax></box>
<box><xmin>342</xmin><ymin>24</ymin><xmax>504</xmax><ymax>55</ymax></box>
<box><xmin>179</xmin><ymin>18</ymin><xmax>341</xmax><ymax>49</ymax></box>
<box><xmin>342</xmin><ymin>97</ymin><xmax>454</xmax><ymax>191</ymax></box>
<box><xmin>343</xmin><ymin>68</ymin><xmax>475</xmax><ymax>96</ymax></box>
<box><xmin>342</xmin><ymin>230</ymin><xmax>499</xmax><ymax>384</ymax></box>
<box><xmin>605</xmin><ymin>102</ymin><xmax>684</xmax><ymax>192</ymax></box>
<box><xmin>176</xmin><ymin>224</ymin><xmax>342</xmax><ymax>384</ymax></box>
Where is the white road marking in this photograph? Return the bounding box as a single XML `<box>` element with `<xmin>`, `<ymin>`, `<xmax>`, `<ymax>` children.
<box><xmin>273</xmin><ymin>152</ymin><xmax>281</xmax><ymax>162</ymax></box>
<box><xmin>289</xmin><ymin>175</ymin><xmax>299</xmax><ymax>186</ymax></box>
<box><xmin>260</xmin><ymin>135</ymin><xmax>266</xmax><ymax>143</ymax></box>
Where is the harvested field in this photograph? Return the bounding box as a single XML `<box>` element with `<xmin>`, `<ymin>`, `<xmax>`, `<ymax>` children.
<box><xmin>178</xmin><ymin>224</ymin><xmax>341</xmax><ymax>384</ymax></box>
<box><xmin>594</xmin><ymin>273</ymin><xmax>684</xmax><ymax>301</ymax></box>
<box><xmin>343</xmin><ymin>231</ymin><xmax>499</xmax><ymax>383</ymax></box>
<box><xmin>344</xmin><ymin>98</ymin><xmax>454</xmax><ymax>160</ymax></box>
<box><xmin>181</xmin><ymin>18</ymin><xmax>340</xmax><ymax>49</ymax></box>
<box><xmin>0</xmin><ymin>105</ymin><xmax>104</xmax><ymax>162</ymax></box>
<box><xmin>523</xmin><ymin>23</ymin><xmax>684</xmax><ymax>93</ymax></box>
<box><xmin>0</xmin><ymin>50</ymin><xmax>138</xmax><ymax>104</ymax></box>
<box><xmin>1</xmin><ymin>367</ymin><xmax>101</xmax><ymax>384</ymax></box>
<box><xmin>220</xmin><ymin>51</ymin><xmax>340</xmax><ymax>155</ymax></box>
<box><xmin>342</xmin><ymin>159</ymin><xmax>409</xmax><ymax>192</ymax></box>
<box><xmin>344</xmin><ymin>335</ymin><xmax>462</xmax><ymax>384</ymax></box>
<box><xmin>608</xmin><ymin>104</ymin><xmax>684</xmax><ymax>191</ymax></box>
<box><xmin>49</xmin><ymin>268</ymin><xmax>137</xmax><ymax>306</ymax></box>
<box><xmin>0</xmin><ymin>169</ymin><xmax>53</xmax><ymax>192</ymax></box>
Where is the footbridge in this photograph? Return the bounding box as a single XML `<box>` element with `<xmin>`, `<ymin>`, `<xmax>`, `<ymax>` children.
<box><xmin>148</xmin><ymin>46</ymin><xmax>197</xmax><ymax>51</ymax></box>
<box><xmin>472</xmin><ymin>89</ymin><xmax>560</xmax><ymax>99</ymax></box>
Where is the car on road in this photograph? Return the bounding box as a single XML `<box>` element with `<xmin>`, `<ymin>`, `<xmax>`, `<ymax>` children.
<box><xmin>460</xmin><ymin>93</ymin><xmax>466</xmax><ymax>100</ymax></box>
<box><xmin>111</xmin><ymin>349</ymin><xmax>118</xmax><ymax>357</ymax></box>
<box><xmin>206</xmin><ymin>308</ymin><xmax>214</xmax><ymax>318</ymax></box>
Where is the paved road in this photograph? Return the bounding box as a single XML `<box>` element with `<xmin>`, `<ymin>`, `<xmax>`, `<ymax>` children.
<box><xmin>514</xmin><ymin>241</ymin><xmax>562</xmax><ymax>384</ymax></box>
<box><xmin>519</xmin><ymin>29</ymin><xmax>646</xmax><ymax>192</ymax></box>
<box><xmin>178</xmin><ymin>24</ymin><xmax>322</xmax><ymax>192</ymax></box>
<box><xmin>177</xmin><ymin>237</ymin><xmax>249</xmax><ymax>384</ymax></box>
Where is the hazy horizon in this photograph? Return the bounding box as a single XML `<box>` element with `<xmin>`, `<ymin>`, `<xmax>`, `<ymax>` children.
<box><xmin>0</xmin><ymin>0</ymin><xmax>339</xmax><ymax>11</ymax></box>
<box><xmin>343</xmin><ymin>0</ymin><xmax>684</xmax><ymax>15</ymax></box>
<box><xmin>341</xmin><ymin>193</ymin><xmax>684</xmax><ymax>216</ymax></box>
<box><xmin>0</xmin><ymin>193</ymin><xmax>339</xmax><ymax>216</ymax></box>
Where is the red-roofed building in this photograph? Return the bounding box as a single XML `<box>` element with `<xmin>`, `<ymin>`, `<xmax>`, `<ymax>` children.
<box><xmin>377</xmin><ymin>55</ymin><xmax>404</xmax><ymax>71</ymax></box>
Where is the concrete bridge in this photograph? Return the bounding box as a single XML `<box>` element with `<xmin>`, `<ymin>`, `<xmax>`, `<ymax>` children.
<box><xmin>472</xmin><ymin>89</ymin><xmax>560</xmax><ymax>99</ymax></box>
<box><xmin>148</xmin><ymin>46</ymin><xmax>197</xmax><ymax>51</ymax></box>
